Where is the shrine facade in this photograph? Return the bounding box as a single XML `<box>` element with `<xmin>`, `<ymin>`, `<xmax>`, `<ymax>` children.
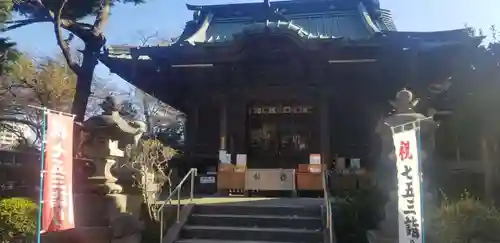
<box><xmin>99</xmin><ymin>0</ymin><xmax>479</xmax><ymax>170</ymax></box>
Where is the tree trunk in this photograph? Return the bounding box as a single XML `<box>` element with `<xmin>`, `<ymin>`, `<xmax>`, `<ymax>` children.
<box><xmin>481</xmin><ymin>135</ymin><xmax>495</xmax><ymax>201</ymax></box>
<box><xmin>71</xmin><ymin>46</ymin><xmax>98</xmax><ymax>122</ymax></box>
<box><xmin>53</xmin><ymin>0</ymin><xmax>110</xmax><ymax>122</ymax></box>
<box><xmin>455</xmin><ymin>133</ymin><xmax>461</xmax><ymax>162</ymax></box>
<box><xmin>493</xmin><ymin>139</ymin><xmax>500</xmax><ymax>203</ymax></box>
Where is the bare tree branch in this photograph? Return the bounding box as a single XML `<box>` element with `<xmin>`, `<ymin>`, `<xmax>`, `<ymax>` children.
<box><xmin>137</xmin><ymin>30</ymin><xmax>160</xmax><ymax>46</ymax></box>
<box><xmin>0</xmin><ymin>54</ymin><xmax>77</xmax><ymax>146</ymax></box>
<box><xmin>124</xmin><ymin>139</ymin><xmax>176</xmax><ymax>222</ymax></box>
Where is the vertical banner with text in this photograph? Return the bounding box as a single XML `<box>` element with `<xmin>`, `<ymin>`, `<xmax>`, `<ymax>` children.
<box><xmin>393</xmin><ymin>129</ymin><xmax>423</xmax><ymax>243</ymax></box>
<box><xmin>41</xmin><ymin>112</ymin><xmax>75</xmax><ymax>232</ymax></box>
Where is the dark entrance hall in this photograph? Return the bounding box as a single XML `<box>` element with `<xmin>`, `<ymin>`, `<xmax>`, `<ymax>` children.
<box><xmin>247</xmin><ymin>104</ymin><xmax>317</xmax><ymax>168</ymax></box>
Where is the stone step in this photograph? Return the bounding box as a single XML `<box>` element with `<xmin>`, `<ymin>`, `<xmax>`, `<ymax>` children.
<box><xmin>176</xmin><ymin>240</ymin><xmax>292</xmax><ymax>243</ymax></box>
<box><xmin>189</xmin><ymin>213</ymin><xmax>322</xmax><ymax>230</ymax></box>
<box><xmin>180</xmin><ymin>225</ymin><xmax>323</xmax><ymax>242</ymax></box>
<box><xmin>193</xmin><ymin>205</ymin><xmax>321</xmax><ymax>218</ymax></box>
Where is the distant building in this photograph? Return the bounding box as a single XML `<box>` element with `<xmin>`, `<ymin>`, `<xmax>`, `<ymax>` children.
<box><xmin>0</xmin><ymin>121</ymin><xmax>37</xmax><ymax>149</ymax></box>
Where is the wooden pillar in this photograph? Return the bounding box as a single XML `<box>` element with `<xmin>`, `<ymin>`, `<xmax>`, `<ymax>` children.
<box><xmin>319</xmin><ymin>89</ymin><xmax>331</xmax><ymax>165</ymax></box>
<box><xmin>227</xmin><ymin>92</ymin><xmax>246</xmax><ymax>159</ymax></box>
<box><xmin>219</xmin><ymin>97</ymin><xmax>228</xmax><ymax>151</ymax></box>
<box><xmin>185</xmin><ymin>103</ymin><xmax>199</xmax><ymax>156</ymax></box>
<box><xmin>234</xmin><ymin>99</ymin><xmax>246</xmax><ymax>154</ymax></box>
<box><xmin>312</xmin><ymin>58</ymin><xmax>331</xmax><ymax>166</ymax></box>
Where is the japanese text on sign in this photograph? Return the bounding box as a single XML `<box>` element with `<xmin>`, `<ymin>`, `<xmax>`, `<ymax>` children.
<box><xmin>42</xmin><ymin>112</ymin><xmax>75</xmax><ymax>232</ymax></box>
<box><xmin>393</xmin><ymin>130</ymin><xmax>423</xmax><ymax>243</ymax></box>
<box><xmin>249</xmin><ymin>105</ymin><xmax>313</xmax><ymax>114</ymax></box>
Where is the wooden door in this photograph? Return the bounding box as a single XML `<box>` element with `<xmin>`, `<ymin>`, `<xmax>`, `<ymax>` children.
<box><xmin>247</xmin><ymin>105</ymin><xmax>314</xmax><ymax>168</ymax></box>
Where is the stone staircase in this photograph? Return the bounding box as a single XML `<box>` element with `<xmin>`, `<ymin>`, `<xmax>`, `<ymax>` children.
<box><xmin>174</xmin><ymin>205</ymin><xmax>324</xmax><ymax>243</ymax></box>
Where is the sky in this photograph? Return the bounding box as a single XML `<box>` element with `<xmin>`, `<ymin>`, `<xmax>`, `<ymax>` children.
<box><xmin>3</xmin><ymin>0</ymin><xmax>500</xmax><ymax>88</ymax></box>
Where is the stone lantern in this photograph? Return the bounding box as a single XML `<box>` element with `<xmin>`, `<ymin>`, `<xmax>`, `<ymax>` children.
<box><xmin>368</xmin><ymin>89</ymin><xmax>437</xmax><ymax>243</ymax></box>
<box><xmin>75</xmin><ymin>96</ymin><xmax>147</xmax><ymax>243</ymax></box>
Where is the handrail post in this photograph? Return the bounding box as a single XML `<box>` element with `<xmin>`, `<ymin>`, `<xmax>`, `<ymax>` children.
<box><xmin>176</xmin><ymin>186</ymin><xmax>181</xmax><ymax>223</ymax></box>
<box><xmin>158</xmin><ymin>168</ymin><xmax>199</xmax><ymax>243</ymax></box>
<box><xmin>160</xmin><ymin>207</ymin><xmax>164</xmax><ymax>243</ymax></box>
<box><xmin>190</xmin><ymin>169</ymin><xmax>195</xmax><ymax>202</ymax></box>
<box><xmin>323</xmin><ymin>169</ymin><xmax>334</xmax><ymax>243</ymax></box>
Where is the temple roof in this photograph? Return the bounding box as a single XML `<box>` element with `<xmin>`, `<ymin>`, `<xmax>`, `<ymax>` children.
<box><xmin>177</xmin><ymin>0</ymin><xmax>395</xmax><ymax>44</ymax></box>
<box><xmin>99</xmin><ymin>28</ymin><xmax>480</xmax><ymax>90</ymax></box>
<box><xmin>102</xmin><ymin>29</ymin><xmax>478</xmax><ymax>60</ymax></box>
<box><xmin>97</xmin><ymin>27</ymin><xmax>481</xmax><ymax>110</ymax></box>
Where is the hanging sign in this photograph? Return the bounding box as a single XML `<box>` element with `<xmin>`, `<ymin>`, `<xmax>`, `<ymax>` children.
<box><xmin>392</xmin><ymin>128</ymin><xmax>423</xmax><ymax>243</ymax></box>
<box><xmin>249</xmin><ymin>105</ymin><xmax>313</xmax><ymax>114</ymax></box>
<box><xmin>218</xmin><ymin>150</ymin><xmax>231</xmax><ymax>164</ymax></box>
<box><xmin>309</xmin><ymin>154</ymin><xmax>321</xmax><ymax>165</ymax></box>
<box><xmin>200</xmin><ymin>176</ymin><xmax>216</xmax><ymax>184</ymax></box>
<box><xmin>309</xmin><ymin>154</ymin><xmax>322</xmax><ymax>173</ymax></box>
<box><xmin>41</xmin><ymin>112</ymin><xmax>75</xmax><ymax>232</ymax></box>
<box><xmin>236</xmin><ymin>154</ymin><xmax>247</xmax><ymax>167</ymax></box>
<box><xmin>350</xmin><ymin>158</ymin><xmax>361</xmax><ymax>169</ymax></box>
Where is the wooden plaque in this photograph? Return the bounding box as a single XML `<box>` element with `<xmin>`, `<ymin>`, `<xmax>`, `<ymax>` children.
<box><xmin>245</xmin><ymin>169</ymin><xmax>295</xmax><ymax>191</ymax></box>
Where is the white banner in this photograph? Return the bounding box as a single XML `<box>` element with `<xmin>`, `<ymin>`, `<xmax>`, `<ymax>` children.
<box><xmin>392</xmin><ymin>129</ymin><xmax>423</xmax><ymax>243</ymax></box>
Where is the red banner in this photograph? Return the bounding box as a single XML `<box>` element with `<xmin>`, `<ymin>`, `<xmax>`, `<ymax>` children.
<box><xmin>42</xmin><ymin>112</ymin><xmax>75</xmax><ymax>232</ymax></box>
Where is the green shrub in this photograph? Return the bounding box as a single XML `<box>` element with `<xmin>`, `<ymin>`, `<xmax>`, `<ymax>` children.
<box><xmin>331</xmin><ymin>188</ymin><xmax>384</xmax><ymax>243</ymax></box>
<box><xmin>430</xmin><ymin>192</ymin><xmax>500</xmax><ymax>243</ymax></box>
<box><xmin>0</xmin><ymin>197</ymin><xmax>37</xmax><ymax>243</ymax></box>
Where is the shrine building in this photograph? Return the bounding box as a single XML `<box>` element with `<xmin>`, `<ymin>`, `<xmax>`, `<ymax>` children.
<box><xmin>99</xmin><ymin>0</ymin><xmax>479</xmax><ymax>174</ymax></box>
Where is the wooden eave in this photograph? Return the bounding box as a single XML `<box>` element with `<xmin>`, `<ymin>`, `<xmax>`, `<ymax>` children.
<box><xmin>101</xmin><ymin>29</ymin><xmax>479</xmax><ymax>66</ymax></box>
<box><xmin>98</xmin><ymin>29</ymin><xmax>481</xmax><ymax>99</ymax></box>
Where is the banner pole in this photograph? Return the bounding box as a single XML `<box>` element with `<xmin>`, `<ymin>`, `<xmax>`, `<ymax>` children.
<box><xmin>416</xmin><ymin>126</ymin><xmax>426</xmax><ymax>243</ymax></box>
<box><xmin>27</xmin><ymin>104</ymin><xmax>75</xmax><ymax>118</ymax></box>
<box><xmin>385</xmin><ymin>116</ymin><xmax>433</xmax><ymax>130</ymax></box>
<box><xmin>36</xmin><ymin>108</ymin><xmax>48</xmax><ymax>243</ymax></box>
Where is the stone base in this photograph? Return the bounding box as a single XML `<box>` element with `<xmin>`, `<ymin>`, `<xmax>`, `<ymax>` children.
<box><xmin>74</xmin><ymin>193</ymin><xmax>110</xmax><ymax>226</ymax></box>
<box><xmin>42</xmin><ymin>227</ymin><xmax>111</xmax><ymax>243</ymax></box>
<box><xmin>74</xmin><ymin>193</ymin><xmax>143</xmax><ymax>227</ymax></box>
<box><xmin>366</xmin><ymin>230</ymin><xmax>398</xmax><ymax>243</ymax></box>
<box><xmin>107</xmin><ymin>194</ymin><xmax>143</xmax><ymax>220</ymax></box>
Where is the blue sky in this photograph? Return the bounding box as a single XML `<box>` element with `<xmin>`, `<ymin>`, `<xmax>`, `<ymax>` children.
<box><xmin>3</xmin><ymin>0</ymin><xmax>500</xmax><ymax>88</ymax></box>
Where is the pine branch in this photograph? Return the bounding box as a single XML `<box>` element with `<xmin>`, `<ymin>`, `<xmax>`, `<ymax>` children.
<box><xmin>53</xmin><ymin>0</ymin><xmax>81</xmax><ymax>75</ymax></box>
<box><xmin>92</xmin><ymin>0</ymin><xmax>111</xmax><ymax>36</ymax></box>
<box><xmin>2</xmin><ymin>18</ymin><xmax>51</xmax><ymax>31</ymax></box>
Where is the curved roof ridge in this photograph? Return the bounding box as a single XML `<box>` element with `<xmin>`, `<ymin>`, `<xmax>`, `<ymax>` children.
<box><xmin>210</xmin><ymin>10</ymin><xmax>361</xmax><ymax>24</ymax></box>
<box><xmin>186</xmin><ymin>0</ymin><xmax>361</xmax><ymax>17</ymax></box>
<box><xmin>357</xmin><ymin>2</ymin><xmax>380</xmax><ymax>34</ymax></box>
<box><xmin>186</xmin><ymin>0</ymin><xmax>358</xmax><ymax>11</ymax></box>
<box><xmin>281</xmin><ymin>10</ymin><xmax>359</xmax><ymax>18</ymax></box>
<box><xmin>179</xmin><ymin>0</ymin><xmax>378</xmax><ymax>43</ymax></box>
<box><xmin>391</xmin><ymin>29</ymin><xmax>470</xmax><ymax>37</ymax></box>
<box><xmin>378</xmin><ymin>9</ymin><xmax>396</xmax><ymax>31</ymax></box>
<box><xmin>239</xmin><ymin>20</ymin><xmax>312</xmax><ymax>38</ymax></box>
<box><xmin>185</xmin><ymin>13</ymin><xmax>214</xmax><ymax>45</ymax></box>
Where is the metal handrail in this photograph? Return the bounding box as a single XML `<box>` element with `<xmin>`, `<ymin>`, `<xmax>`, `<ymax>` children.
<box><xmin>322</xmin><ymin>169</ymin><xmax>335</xmax><ymax>243</ymax></box>
<box><xmin>159</xmin><ymin>168</ymin><xmax>198</xmax><ymax>243</ymax></box>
